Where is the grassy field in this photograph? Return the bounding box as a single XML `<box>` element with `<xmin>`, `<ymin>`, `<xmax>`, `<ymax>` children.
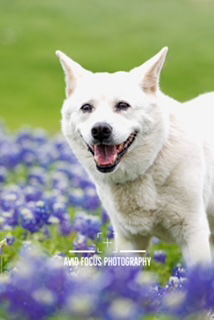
<box><xmin>0</xmin><ymin>0</ymin><xmax>214</xmax><ymax>133</ymax></box>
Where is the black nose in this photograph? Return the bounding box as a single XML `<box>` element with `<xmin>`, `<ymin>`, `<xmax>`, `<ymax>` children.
<box><xmin>91</xmin><ymin>122</ymin><xmax>112</xmax><ymax>142</ymax></box>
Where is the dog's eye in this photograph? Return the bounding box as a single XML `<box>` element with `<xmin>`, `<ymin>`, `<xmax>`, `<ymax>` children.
<box><xmin>115</xmin><ymin>101</ymin><xmax>131</xmax><ymax>111</ymax></box>
<box><xmin>80</xmin><ymin>103</ymin><xmax>94</xmax><ymax>113</ymax></box>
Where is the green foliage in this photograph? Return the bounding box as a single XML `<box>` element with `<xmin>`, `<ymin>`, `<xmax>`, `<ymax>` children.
<box><xmin>0</xmin><ymin>227</ymin><xmax>26</xmax><ymax>272</ymax></box>
<box><xmin>150</xmin><ymin>242</ymin><xmax>182</xmax><ymax>285</ymax></box>
<box><xmin>0</xmin><ymin>0</ymin><xmax>214</xmax><ymax>132</ymax></box>
<box><xmin>0</xmin><ymin>221</ymin><xmax>182</xmax><ymax>285</ymax></box>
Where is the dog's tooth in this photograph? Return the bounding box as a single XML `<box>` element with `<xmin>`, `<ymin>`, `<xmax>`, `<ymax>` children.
<box><xmin>119</xmin><ymin>144</ymin><xmax>124</xmax><ymax>152</ymax></box>
<box><xmin>117</xmin><ymin>131</ymin><xmax>137</xmax><ymax>155</ymax></box>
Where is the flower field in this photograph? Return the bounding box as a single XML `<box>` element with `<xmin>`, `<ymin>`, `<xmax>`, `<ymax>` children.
<box><xmin>0</xmin><ymin>123</ymin><xmax>214</xmax><ymax>320</ymax></box>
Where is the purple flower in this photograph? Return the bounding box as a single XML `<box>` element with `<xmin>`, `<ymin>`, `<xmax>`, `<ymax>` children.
<box><xmin>175</xmin><ymin>265</ymin><xmax>214</xmax><ymax>317</ymax></box>
<box><xmin>6</xmin><ymin>236</ymin><xmax>16</xmax><ymax>246</ymax></box>
<box><xmin>60</xmin><ymin>219</ymin><xmax>73</xmax><ymax>236</ymax></box>
<box><xmin>28</xmin><ymin>167</ymin><xmax>47</xmax><ymax>186</ymax></box>
<box><xmin>24</xmin><ymin>186</ymin><xmax>43</xmax><ymax>202</ymax></box>
<box><xmin>20</xmin><ymin>206</ymin><xmax>43</xmax><ymax>233</ymax></box>
<box><xmin>173</xmin><ymin>264</ymin><xmax>186</xmax><ymax>279</ymax></box>
<box><xmin>0</xmin><ymin>166</ymin><xmax>8</xmax><ymax>183</ymax></box>
<box><xmin>0</xmin><ymin>246</ymin><xmax>73</xmax><ymax>320</ymax></box>
<box><xmin>154</xmin><ymin>250</ymin><xmax>167</xmax><ymax>264</ymax></box>
<box><xmin>74</xmin><ymin>213</ymin><xmax>101</xmax><ymax>240</ymax></box>
<box><xmin>73</xmin><ymin>235</ymin><xmax>97</xmax><ymax>257</ymax></box>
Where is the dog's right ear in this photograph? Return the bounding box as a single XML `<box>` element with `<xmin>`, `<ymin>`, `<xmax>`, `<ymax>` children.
<box><xmin>56</xmin><ymin>51</ymin><xmax>90</xmax><ymax>97</ymax></box>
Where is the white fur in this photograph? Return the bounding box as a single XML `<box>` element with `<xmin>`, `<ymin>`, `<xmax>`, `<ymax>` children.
<box><xmin>56</xmin><ymin>48</ymin><xmax>214</xmax><ymax>266</ymax></box>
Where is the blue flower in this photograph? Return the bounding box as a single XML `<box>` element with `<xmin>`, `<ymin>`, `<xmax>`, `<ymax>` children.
<box><xmin>0</xmin><ymin>246</ymin><xmax>73</xmax><ymax>320</ymax></box>
<box><xmin>0</xmin><ymin>166</ymin><xmax>8</xmax><ymax>183</ymax></box>
<box><xmin>154</xmin><ymin>250</ymin><xmax>167</xmax><ymax>264</ymax></box>
<box><xmin>74</xmin><ymin>212</ymin><xmax>102</xmax><ymax>240</ymax></box>
<box><xmin>6</xmin><ymin>236</ymin><xmax>16</xmax><ymax>246</ymax></box>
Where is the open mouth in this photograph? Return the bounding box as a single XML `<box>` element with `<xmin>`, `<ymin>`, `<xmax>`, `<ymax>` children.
<box><xmin>87</xmin><ymin>131</ymin><xmax>138</xmax><ymax>173</ymax></box>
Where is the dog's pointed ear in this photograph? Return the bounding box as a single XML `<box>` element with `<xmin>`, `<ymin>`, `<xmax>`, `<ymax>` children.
<box><xmin>131</xmin><ymin>47</ymin><xmax>168</xmax><ymax>94</ymax></box>
<box><xmin>56</xmin><ymin>50</ymin><xmax>90</xmax><ymax>97</ymax></box>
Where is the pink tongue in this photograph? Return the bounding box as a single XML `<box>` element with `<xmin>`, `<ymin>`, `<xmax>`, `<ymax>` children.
<box><xmin>94</xmin><ymin>145</ymin><xmax>117</xmax><ymax>166</ymax></box>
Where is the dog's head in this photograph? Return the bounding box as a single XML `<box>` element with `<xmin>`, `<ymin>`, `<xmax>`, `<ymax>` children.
<box><xmin>56</xmin><ymin>48</ymin><xmax>168</xmax><ymax>175</ymax></box>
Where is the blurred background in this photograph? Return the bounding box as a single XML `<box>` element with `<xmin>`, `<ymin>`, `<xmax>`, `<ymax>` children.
<box><xmin>0</xmin><ymin>0</ymin><xmax>214</xmax><ymax>133</ymax></box>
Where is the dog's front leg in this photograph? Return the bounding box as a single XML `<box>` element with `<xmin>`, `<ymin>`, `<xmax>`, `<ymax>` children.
<box><xmin>114</xmin><ymin>227</ymin><xmax>151</xmax><ymax>255</ymax></box>
<box><xmin>114</xmin><ymin>234</ymin><xmax>137</xmax><ymax>253</ymax></box>
<box><xmin>180</xmin><ymin>218</ymin><xmax>212</xmax><ymax>266</ymax></box>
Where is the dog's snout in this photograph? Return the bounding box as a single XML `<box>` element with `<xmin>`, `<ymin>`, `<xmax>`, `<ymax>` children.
<box><xmin>91</xmin><ymin>122</ymin><xmax>112</xmax><ymax>142</ymax></box>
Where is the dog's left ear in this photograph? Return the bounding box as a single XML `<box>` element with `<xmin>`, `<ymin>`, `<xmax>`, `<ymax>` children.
<box><xmin>131</xmin><ymin>47</ymin><xmax>168</xmax><ymax>94</ymax></box>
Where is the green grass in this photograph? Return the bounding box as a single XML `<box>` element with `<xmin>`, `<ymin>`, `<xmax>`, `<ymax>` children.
<box><xmin>0</xmin><ymin>0</ymin><xmax>214</xmax><ymax>133</ymax></box>
<box><xmin>0</xmin><ymin>219</ymin><xmax>182</xmax><ymax>285</ymax></box>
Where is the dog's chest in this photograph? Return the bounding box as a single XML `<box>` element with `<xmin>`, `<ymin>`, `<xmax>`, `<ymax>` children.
<box><xmin>109</xmin><ymin>174</ymin><xmax>164</xmax><ymax>235</ymax></box>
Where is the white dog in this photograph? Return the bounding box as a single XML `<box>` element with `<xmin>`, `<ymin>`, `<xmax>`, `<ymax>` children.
<box><xmin>56</xmin><ymin>48</ymin><xmax>214</xmax><ymax>266</ymax></box>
